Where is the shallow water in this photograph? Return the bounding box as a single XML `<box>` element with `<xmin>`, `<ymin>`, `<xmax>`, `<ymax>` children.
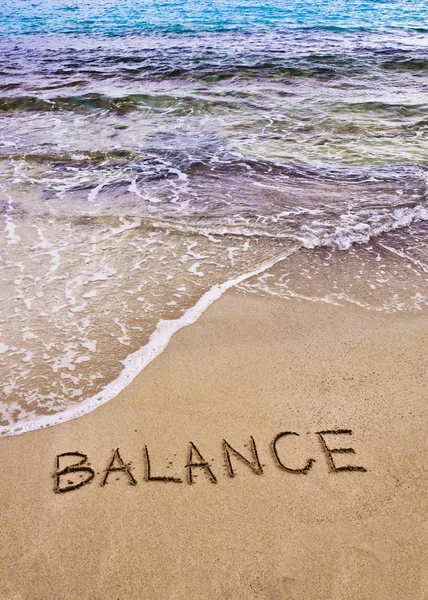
<box><xmin>0</xmin><ymin>1</ymin><xmax>427</xmax><ymax>434</ymax></box>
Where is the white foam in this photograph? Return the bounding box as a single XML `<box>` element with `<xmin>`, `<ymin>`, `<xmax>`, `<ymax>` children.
<box><xmin>298</xmin><ymin>203</ymin><xmax>428</xmax><ymax>251</ymax></box>
<box><xmin>4</xmin><ymin>199</ymin><xmax>21</xmax><ymax>245</ymax></box>
<box><xmin>378</xmin><ymin>242</ymin><xmax>428</xmax><ymax>273</ymax></box>
<box><xmin>5</xmin><ymin>216</ymin><xmax>20</xmax><ymax>244</ymax></box>
<box><xmin>87</xmin><ymin>182</ymin><xmax>105</xmax><ymax>203</ymax></box>
<box><xmin>0</xmin><ymin>248</ymin><xmax>298</xmax><ymax>437</ymax></box>
<box><xmin>188</xmin><ymin>262</ymin><xmax>204</xmax><ymax>276</ymax></box>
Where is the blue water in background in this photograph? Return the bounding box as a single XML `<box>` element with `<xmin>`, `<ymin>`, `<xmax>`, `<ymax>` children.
<box><xmin>1</xmin><ymin>0</ymin><xmax>428</xmax><ymax>36</ymax></box>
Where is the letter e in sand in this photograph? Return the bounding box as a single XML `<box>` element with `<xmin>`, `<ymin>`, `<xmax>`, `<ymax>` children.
<box><xmin>316</xmin><ymin>430</ymin><xmax>367</xmax><ymax>472</ymax></box>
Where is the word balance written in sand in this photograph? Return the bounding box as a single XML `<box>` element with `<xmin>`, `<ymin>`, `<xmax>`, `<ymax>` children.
<box><xmin>53</xmin><ymin>429</ymin><xmax>367</xmax><ymax>493</ymax></box>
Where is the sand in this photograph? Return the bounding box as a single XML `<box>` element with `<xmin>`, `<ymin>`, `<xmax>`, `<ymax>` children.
<box><xmin>0</xmin><ymin>290</ymin><xmax>427</xmax><ymax>599</ymax></box>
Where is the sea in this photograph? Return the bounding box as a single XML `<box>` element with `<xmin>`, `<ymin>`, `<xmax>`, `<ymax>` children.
<box><xmin>0</xmin><ymin>0</ymin><xmax>427</xmax><ymax>435</ymax></box>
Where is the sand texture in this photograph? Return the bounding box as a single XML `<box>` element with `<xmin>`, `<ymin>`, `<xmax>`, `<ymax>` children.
<box><xmin>0</xmin><ymin>291</ymin><xmax>427</xmax><ymax>599</ymax></box>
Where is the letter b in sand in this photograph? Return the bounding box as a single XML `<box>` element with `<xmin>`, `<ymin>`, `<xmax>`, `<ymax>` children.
<box><xmin>54</xmin><ymin>452</ymin><xmax>95</xmax><ymax>493</ymax></box>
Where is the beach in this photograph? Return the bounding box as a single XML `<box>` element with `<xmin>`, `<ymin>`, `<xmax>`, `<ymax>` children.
<box><xmin>1</xmin><ymin>23</ymin><xmax>428</xmax><ymax>434</ymax></box>
<box><xmin>0</xmin><ymin>290</ymin><xmax>427</xmax><ymax>599</ymax></box>
<box><xmin>1</xmin><ymin>0</ymin><xmax>428</xmax><ymax>596</ymax></box>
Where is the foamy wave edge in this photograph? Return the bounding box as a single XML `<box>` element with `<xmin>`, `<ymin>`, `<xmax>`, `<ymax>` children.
<box><xmin>0</xmin><ymin>247</ymin><xmax>299</xmax><ymax>438</ymax></box>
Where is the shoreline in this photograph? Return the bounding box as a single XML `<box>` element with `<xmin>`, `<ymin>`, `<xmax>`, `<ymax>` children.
<box><xmin>0</xmin><ymin>249</ymin><xmax>299</xmax><ymax>438</ymax></box>
<box><xmin>0</xmin><ymin>291</ymin><xmax>427</xmax><ymax>598</ymax></box>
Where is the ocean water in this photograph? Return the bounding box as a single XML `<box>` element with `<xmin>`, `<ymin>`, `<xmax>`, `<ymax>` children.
<box><xmin>0</xmin><ymin>0</ymin><xmax>427</xmax><ymax>435</ymax></box>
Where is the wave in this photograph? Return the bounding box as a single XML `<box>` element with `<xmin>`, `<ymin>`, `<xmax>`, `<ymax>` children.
<box><xmin>0</xmin><ymin>247</ymin><xmax>298</xmax><ymax>437</ymax></box>
<box><xmin>381</xmin><ymin>57</ymin><xmax>428</xmax><ymax>71</ymax></box>
<box><xmin>3</xmin><ymin>55</ymin><xmax>428</xmax><ymax>88</ymax></box>
<box><xmin>130</xmin><ymin>200</ymin><xmax>428</xmax><ymax>250</ymax></box>
<box><xmin>3</xmin><ymin>141</ymin><xmax>427</xmax><ymax>181</ymax></box>
<box><xmin>0</xmin><ymin>93</ymin><xmax>181</xmax><ymax>114</ymax></box>
<box><xmin>2</xmin><ymin>41</ymin><xmax>428</xmax><ymax>96</ymax></box>
<box><xmin>332</xmin><ymin>101</ymin><xmax>428</xmax><ymax>116</ymax></box>
<box><xmin>2</xmin><ymin>93</ymin><xmax>427</xmax><ymax>121</ymax></box>
<box><xmin>2</xmin><ymin>20</ymin><xmax>428</xmax><ymax>38</ymax></box>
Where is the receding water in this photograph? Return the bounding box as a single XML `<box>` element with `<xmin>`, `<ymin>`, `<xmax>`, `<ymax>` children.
<box><xmin>0</xmin><ymin>1</ymin><xmax>427</xmax><ymax>434</ymax></box>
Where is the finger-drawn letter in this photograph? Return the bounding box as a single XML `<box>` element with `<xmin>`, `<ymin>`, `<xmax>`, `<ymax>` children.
<box><xmin>54</xmin><ymin>452</ymin><xmax>95</xmax><ymax>493</ymax></box>
<box><xmin>223</xmin><ymin>437</ymin><xmax>263</xmax><ymax>478</ymax></box>
<box><xmin>272</xmin><ymin>432</ymin><xmax>315</xmax><ymax>474</ymax></box>
<box><xmin>185</xmin><ymin>442</ymin><xmax>217</xmax><ymax>485</ymax></box>
<box><xmin>102</xmin><ymin>448</ymin><xmax>137</xmax><ymax>486</ymax></box>
<box><xmin>316</xmin><ymin>430</ymin><xmax>367</xmax><ymax>472</ymax></box>
<box><xmin>144</xmin><ymin>445</ymin><xmax>182</xmax><ymax>483</ymax></box>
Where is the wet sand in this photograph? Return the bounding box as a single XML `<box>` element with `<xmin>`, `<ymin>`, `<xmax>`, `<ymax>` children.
<box><xmin>0</xmin><ymin>290</ymin><xmax>427</xmax><ymax>599</ymax></box>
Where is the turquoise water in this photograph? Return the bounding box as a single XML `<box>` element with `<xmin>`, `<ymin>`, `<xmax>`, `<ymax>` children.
<box><xmin>2</xmin><ymin>0</ymin><xmax>428</xmax><ymax>35</ymax></box>
<box><xmin>0</xmin><ymin>1</ymin><xmax>427</xmax><ymax>434</ymax></box>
